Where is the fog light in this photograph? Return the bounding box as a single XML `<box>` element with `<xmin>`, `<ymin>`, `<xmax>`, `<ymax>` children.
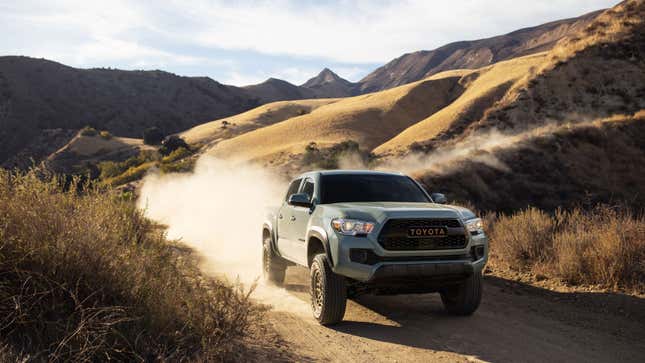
<box><xmin>471</xmin><ymin>245</ymin><xmax>485</xmax><ymax>260</ymax></box>
<box><xmin>349</xmin><ymin>249</ymin><xmax>370</xmax><ymax>264</ymax></box>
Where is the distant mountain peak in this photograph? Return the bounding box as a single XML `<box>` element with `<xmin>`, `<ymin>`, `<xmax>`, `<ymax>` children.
<box><xmin>302</xmin><ymin>68</ymin><xmax>349</xmax><ymax>88</ymax></box>
<box><xmin>264</xmin><ymin>77</ymin><xmax>292</xmax><ymax>84</ymax></box>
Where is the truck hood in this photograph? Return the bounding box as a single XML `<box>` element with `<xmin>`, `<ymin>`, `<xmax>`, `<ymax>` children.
<box><xmin>323</xmin><ymin>202</ymin><xmax>476</xmax><ymax>222</ymax></box>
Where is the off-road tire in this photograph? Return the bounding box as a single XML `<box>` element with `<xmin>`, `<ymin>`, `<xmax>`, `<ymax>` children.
<box><xmin>310</xmin><ymin>254</ymin><xmax>347</xmax><ymax>325</ymax></box>
<box><xmin>440</xmin><ymin>271</ymin><xmax>482</xmax><ymax>315</ymax></box>
<box><xmin>263</xmin><ymin>236</ymin><xmax>286</xmax><ymax>286</ymax></box>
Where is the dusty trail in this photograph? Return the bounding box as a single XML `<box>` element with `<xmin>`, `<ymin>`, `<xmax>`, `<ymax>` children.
<box><xmin>264</xmin><ymin>267</ymin><xmax>645</xmax><ymax>363</ymax></box>
<box><xmin>136</xmin><ymin>157</ymin><xmax>644</xmax><ymax>362</ymax></box>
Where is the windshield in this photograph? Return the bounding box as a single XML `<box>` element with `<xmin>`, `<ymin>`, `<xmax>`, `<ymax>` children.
<box><xmin>320</xmin><ymin>174</ymin><xmax>430</xmax><ymax>204</ymax></box>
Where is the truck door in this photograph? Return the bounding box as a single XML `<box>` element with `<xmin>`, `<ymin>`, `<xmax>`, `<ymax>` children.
<box><xmin>290</xmin><ymin>178</ymin><xmax>315</xmax><ymax>265</ymax></box>
<box><xmin>277</xmin><ymin>178</ymin><xmax>301</xmax><ymax>260</ymax></box>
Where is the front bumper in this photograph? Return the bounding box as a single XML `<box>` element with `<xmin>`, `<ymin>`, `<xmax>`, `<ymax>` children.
<box><xmin>370</xmin><ymin>260</ymin><xmax>473</xmax><ymax>282</ymax></box>
<box><xmin>329</xmin><ymin>230</ymin><xmax>488</xmax><ymax>283</ymax></box>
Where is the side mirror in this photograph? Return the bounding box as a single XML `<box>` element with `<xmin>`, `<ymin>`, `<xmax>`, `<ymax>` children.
<box><xmin>288</xmin><ymin>193</ymin><xmax>312</xmax><ymax>208</ymax></box>
<box><xmin>431</xmin><ymin>193</ymin><xmax>448</xmax><ymax>204</ymax></box>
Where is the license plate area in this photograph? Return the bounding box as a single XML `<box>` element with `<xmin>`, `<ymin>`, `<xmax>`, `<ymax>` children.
<box><xmin>407</xmin><ymin>226</ymin><xmax>448</xmax><ymax>238</ymax></box>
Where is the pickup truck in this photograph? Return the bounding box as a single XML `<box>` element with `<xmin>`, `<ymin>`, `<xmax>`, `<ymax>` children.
<box><xmin>262</xmin><ymin>170</ymin><xmax>488</xmax><ymax>325</ymax></box>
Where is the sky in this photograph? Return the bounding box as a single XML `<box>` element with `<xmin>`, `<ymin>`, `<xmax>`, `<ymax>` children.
<box><xmin>0</xmin><ymin>0</ymin><xmax>618</xmax><ymax>86</ymax></box>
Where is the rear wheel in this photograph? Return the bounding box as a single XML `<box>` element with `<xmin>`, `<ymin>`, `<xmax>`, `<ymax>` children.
<box><xmin>262</xmin><ymin>236</ymin><xmax>286</xmax><ymax>286</ymax></box>
<box><xmin>310</xmin><ymin>254</ymin><xmax>347</xmax><ymax>325</ymax></box>
<box><xmin>440</xmin><ymin>271</ymin><xmax>482</xmax><ymax>315</ymax></box>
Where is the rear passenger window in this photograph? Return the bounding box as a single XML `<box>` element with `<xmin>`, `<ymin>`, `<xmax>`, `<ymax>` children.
<box><xmin>301</xmin><ymin>180</ymin><xmax>315</xmax><ymax>201</ymax></box>
<box><xmin>285</xmin><ymin>178</ymin><xmax>302</xmax><ymax>201</ymax></box>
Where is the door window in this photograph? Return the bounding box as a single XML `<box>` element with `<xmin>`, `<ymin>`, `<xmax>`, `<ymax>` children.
<box><xmin>284</xmin><ymin>178</ymin><xmax>302</xmax><ymax>201</ymax></box>
<box><xmin>301</xmin><ymin>179</ymin><xmax>315</xmax><ymax>201</ymax></box>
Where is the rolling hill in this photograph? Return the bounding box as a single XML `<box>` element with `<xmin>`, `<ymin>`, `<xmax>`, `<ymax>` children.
<box><xmin>0</xmin><ymin>57</ymin><xmax>352</xmax><ymax>167</ymax></box>
<box><xmin>0</xmin><ymin>56</ymin><xmax>261</xmax><ymax>165</ymax></box>
<box><xmin>206</xmin><ymin>71</ymin><xmax>466</xmax><ymax>162</ymax></box>
<box><xmin>373</xmin><ymin>52</ymin><xmax>547</xmax><ymax>155</ymax></box>
<box><xmin>201</xmin><ymin>0</ymin><xmax>643</xmax><ymax>184</ymax></box>
<box><xmin>45</xmin><ymin>131</ymin><xmax>153</xmax><ymax>174</ymax></box>
<box><xmin>180</xmin><ymin>98</ymin><xmax>340</xmax><ymax>147</ymax></box>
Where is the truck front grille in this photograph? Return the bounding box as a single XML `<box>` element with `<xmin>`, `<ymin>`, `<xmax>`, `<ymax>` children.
<box><xmin>378</xmin><ymin>218</ymin><xmax>467</xmax><ymax>251</ymax></box>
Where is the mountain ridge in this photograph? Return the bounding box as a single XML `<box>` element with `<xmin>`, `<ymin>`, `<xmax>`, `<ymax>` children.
<box><xmin>357</xmin><ymin>9</ymin><xmax>603</xmax><ymax>93</ymax></box>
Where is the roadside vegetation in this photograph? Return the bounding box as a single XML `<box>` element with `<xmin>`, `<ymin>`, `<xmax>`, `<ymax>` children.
<box><xmin>97</xmin><ymin>139</ymin><xmax>196</xmax><ymax>187</ymax></box>
<box><xmin>0</xmin><ymin>169</ymin><xmax>263</xmax><ymax>361</ymax></box>
<box><xmin>485</xmin><ymin>205</ymin><xmax>645</xmax><ymax>293</ymax></box>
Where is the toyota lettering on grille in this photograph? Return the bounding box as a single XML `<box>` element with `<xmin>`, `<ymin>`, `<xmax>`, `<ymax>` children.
<box><xmin>407</xmin><ymin>226</ymin><xmax>448</xmax><ymax>238</ymax></box>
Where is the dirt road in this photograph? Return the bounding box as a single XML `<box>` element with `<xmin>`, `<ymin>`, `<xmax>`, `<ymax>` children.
<box><xmin>263</xmin><ymin>267</ymin><xmax>645</xmax><ymax>363</ymax></box>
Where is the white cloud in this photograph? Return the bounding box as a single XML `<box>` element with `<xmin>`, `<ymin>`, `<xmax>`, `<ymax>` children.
<box><xmin>0</xmin><ymin>0</ymin><xmax>617</xmax><ymax>83</ymax></box>
<box><xmin>181</xmin><ymin>0</ymin><xmax>616</xmax><ymax>63</ymax></box>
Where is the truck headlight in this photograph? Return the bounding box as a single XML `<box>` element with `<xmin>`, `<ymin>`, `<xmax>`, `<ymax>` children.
<box><xmin>464</xmin><ymin>218</ymin><xmax>484</xmax><ymax>235</ymax></box>
<box><xmin>331</xmin><ymin>218</ymin><xmax>375</xmax><ymax>236</ymax></box>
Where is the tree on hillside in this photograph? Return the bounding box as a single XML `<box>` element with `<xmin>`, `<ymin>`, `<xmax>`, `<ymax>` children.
<box><xmin>159</xmin><ymin>135</ymin><xmax>189</xmax><ymax>156</ymax></box>
<box><xmin>143</xmin><ymin>127</ymin><xmax>164</xmax><ymax>145</ymax></box>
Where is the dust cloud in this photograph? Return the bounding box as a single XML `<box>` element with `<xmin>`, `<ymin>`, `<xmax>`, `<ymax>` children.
<box><xmin>138</xmin><ymin>156</ymin><xmax>311</xmax><ymax>314</ymax></box>
<box><xmin>377</xmin><ymin>122</ymin><xmax>586</xmax><ymax>175</ymax></box>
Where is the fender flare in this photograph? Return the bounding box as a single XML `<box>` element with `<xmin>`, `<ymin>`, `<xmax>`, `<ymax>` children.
<box><xmin>262</xmin><ymin>220</ymin><xmax>280</xmax><ymax>255</ymax></box>
<box><xmin>306</xmin><ymin>226</ymin><xmax>334</xmax><ymax>267</ymax></box>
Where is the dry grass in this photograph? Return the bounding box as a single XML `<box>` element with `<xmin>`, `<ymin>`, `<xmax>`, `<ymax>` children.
<box><xmin>487</xmin><ymin>205</ymin><xmax>645</xmax><ymax>292</ymax></box>
<box><xmin>181</xmin><ymin>99</ymin><xmax>339</xmax><ymax>146</ymax></box>
<box><xmin>547</xmin><ymin>0</ymin><xmax>643</xmax><ymax>68</ymax></box>
<box><xmin>0</xmin><ymin>169</ymin><xmax>261</xmax><ymax>361</ymax></box>
<box><xmin>207</xmin><ymin>71</ymin><xmax>464</xmax><ymax>162</ymax></box>
<box><xmin>417</xmin><ymin>112</ymin><xmax>645</xmax><ymax>212</ymax></box>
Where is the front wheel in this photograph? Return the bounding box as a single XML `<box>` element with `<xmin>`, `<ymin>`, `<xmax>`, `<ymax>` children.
<box><xmin>310</xmin><ymin>254</ymin><xmax>347</xmax><ymax>325</ymax></box>
<box><xmin>440</xmin><ymin>271</ymin><xmax>482</xmax><ymax>315</ymax></box>
<box><xmin>263</xmin><ymin>236</ymin><xmax>286</xmax><ymax>286</ymax></box>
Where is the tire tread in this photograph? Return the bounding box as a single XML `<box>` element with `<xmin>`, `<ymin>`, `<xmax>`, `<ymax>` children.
<box><xmin>312</xmin><ymin>254</ymin><xmax>346</xmax><ymax>325</ymax></box>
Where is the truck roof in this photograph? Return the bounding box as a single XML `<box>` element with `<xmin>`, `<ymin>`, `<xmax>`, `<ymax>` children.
<box><xmin>297</xmin><ymin>169</ymin><xmax>405</xmax><ymax>178</ymax></box>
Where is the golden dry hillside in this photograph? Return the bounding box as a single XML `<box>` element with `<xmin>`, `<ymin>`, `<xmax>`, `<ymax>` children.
<box><xmin>377</xmin><ymin>0</ymin><xmax>644</xmax><ymax>155</ymax></box>
<box><xmin>197</xmin><ymin>1</ymin><xmax>642</xmax><ymax>166</ymax></box>
<box><xmin>206</xmin><ymin>71</ymin><xmax>467</xmax><ymax>162</ymax></box>
<box><xmin>373</xmin><ymin>53</ymin><xmax>547</xmax><ymax>155</ymax></box>
<box><xmin>180</xmin><ymin>99</ymin><xmax>339</xmax><ymax>146</ymax></box>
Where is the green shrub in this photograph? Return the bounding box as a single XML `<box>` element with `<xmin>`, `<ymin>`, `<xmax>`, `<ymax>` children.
<box><xmin>162</xmin><ymin>146</ymin><xmax>192</xmax><ymax>163</ymax></box>
<box><xmin>0</xmin><ymin>169</ymin><xmax>259</xmax><ymax>361</ymax></box>
<box><xmin>159</xmin><ymin>136</ymin><xmax>189</xmax><ymax>156</ymax></box>
<box><xmin>98</xmin><ymin>160</ymin><xmax>121</xmax><ymax>179</ymax></box>
<box><xmin>98</xmin><ymin>151</ymin><xmax>160</xmax><ymax>182</ymax></box>
<box><xmin>103</xmin><ymin>162</ymin><xmax>155</xmax><ymax>186</ymax></box>
<box><xmin>160</xmin><ymin>158</ymin><xmax>196</xmax><ymax>174</ymax></box>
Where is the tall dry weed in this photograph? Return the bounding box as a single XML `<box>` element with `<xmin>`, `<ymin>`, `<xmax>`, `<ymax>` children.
<box><xmin>488</xmin><ymin>207</ymin><xmax>554</xmax><ymax>269</ymax></box>
<box><xmin>0</xmin><ymin>169</ymin><xmax>259</xmax><ymax>361</ymax></box>
<box><xmin>488</xmin><ymin>205</ymin><xmax>645</xmax><ymax>291</ymax></box>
